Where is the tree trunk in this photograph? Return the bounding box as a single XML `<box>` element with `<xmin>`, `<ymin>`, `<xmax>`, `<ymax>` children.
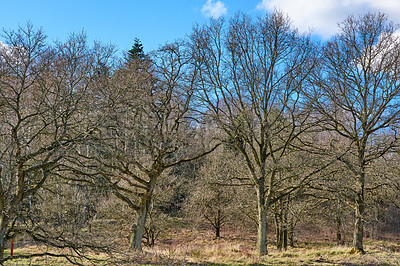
<box><xmin>352</xmin><ymin>144</ymin><xmax>366</xmax><ymax>254</ymax></box>
<box><xmin>215</xmin><ymin>209</ymin><xmax>221</xmax><ymax>238</ymax></box>
<box><xmin>256</xmin><ymin>185</ymin><xmax>268</xmax><ymax>256</ymax></box>
<box><xmin>275</xmin><ymin>209</ymin><xmax>282</xmax><ymax>250</ymax></box>
<box><xmin>0</xmin><ymin>189</ymin><xmax>7</xmax><ymax>260</ymax></box>
<box><xmin>288</xmin><ymin>220</ymin><xmax>294</xmax><ymax>248</ymax></box>
<box><xmin>353</xmin><ymin>187</ymin><xmax>365</xmax><ymax>253</ymax></box>
<box><xmin>283</xmin><ymin>228</ymin><xmax>288</xmax><ymax>251</ymax></box>
<box><xmin>83</xmin><ymin>187</ymin><xmax>88</xmax><ymax>224</ymax></box>
<box><xmin>275</xmin><ymin>200</ymin><xmax>288</xmax><ymax>251</ymax></box>
<box><xmin>336</xmin><ymin>213</ymin><xmax>344</xmax><ymax>245</ymax></box>
<box><xmin>275</xmin><ymin>223</ymin><xmax>281</xmax><ymax>250</ymax></box>
<box><xmin>57</xmin><ymin>184</ymin><xmax>62</xmax><ymax>225</ymax></box>
<box><xmin>282</xmin><ymin>201</ymin><xmax>288</xmax><ymax>251</ymax></box>
<box><xmin>0</xmin><ymin>213</ymin><xmax>9</xmax><ymax>260</ymax></box>
<box><xmin>130</xmin><ymin>193</ymin><xmax>152</xmax><ymax>250</ymax></box>
<box><xmin>215</xmin><ymin>225</ymin><xmax>220</xmax><ymax>238</ymax></box>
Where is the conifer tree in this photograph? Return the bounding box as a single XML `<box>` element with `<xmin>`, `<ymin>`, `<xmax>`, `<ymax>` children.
<box><xmin>127</xmin><ymin>38</ymin><xmax>144</xmax><ymax>60</ymax></box>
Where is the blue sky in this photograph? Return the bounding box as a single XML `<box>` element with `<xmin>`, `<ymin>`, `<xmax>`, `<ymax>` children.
<box><xmin>0</xmin><ymin>0</ymin><xmax>262</xmax><ymax>54</ymax></box>
<box><xmin>2</xmin><ymin>0</ymin><xmax>400</xmax><ymax>56</ymax></box>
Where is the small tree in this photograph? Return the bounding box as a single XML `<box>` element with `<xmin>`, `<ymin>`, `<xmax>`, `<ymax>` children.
<box><xmin>186</xmin><ymin>145</ymin><xmax>249</xmax><ymax>238</ymax></box>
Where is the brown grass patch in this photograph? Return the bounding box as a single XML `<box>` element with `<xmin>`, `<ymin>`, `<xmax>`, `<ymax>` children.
<box><xmin>3</xmin><ymin>225</ymin><xmax>400</xmax><ymax>265</ymax></box>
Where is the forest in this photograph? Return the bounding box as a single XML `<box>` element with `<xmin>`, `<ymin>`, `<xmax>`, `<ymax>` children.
<box><xmin>0</xmin><ymin>10</ymin><xmax>400</xmax><ymax>265</ymax></box>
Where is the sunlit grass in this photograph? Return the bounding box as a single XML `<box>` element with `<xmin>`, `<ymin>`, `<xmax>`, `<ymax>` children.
<box><xmin>3</xmin><ymin>230</ymin><xmax>400</xmax><ymax>265</ymax></box>
<box><xmin>3</xmin><ymin>245</ymin><xmax>112</xmax><ymax>266</ymax></box>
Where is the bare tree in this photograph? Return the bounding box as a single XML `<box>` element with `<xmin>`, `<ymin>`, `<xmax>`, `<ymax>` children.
<box><xmin>185</xmin><ymin>143</ymin><xmax>250</xmax><ymax>238</ymax></box>
<box><xmin>87</xmin><ymin>41</ymin><xmax>219</xmax><ymax>251</ymax></box>
<box><xmin>0</xmin><ymin>24</ymin><xmax>110</xmax><ymax>260</ymax></box>
<box><xmin>190</xmin><ymin>11</ymin><xmax>318</xmax><ymax>255</ymax></box>
<box><xmin>305</xmin><ymin>12</ymin><xmax>400</xmax><ymax>253</ymax></box>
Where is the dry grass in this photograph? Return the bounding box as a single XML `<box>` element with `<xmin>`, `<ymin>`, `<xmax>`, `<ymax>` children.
<box><xmin>2</xmin><ymin>245</ymin><xmax>113</xmax><ymax>265</ymax></box>
<box><xmin>133</xmin><ymin>226</ymin><xmax>400</xmax><ymax>265</ymax></box>
<box><xmin>3</xmin><ymin>225</ymin><xmax>400</xmax><ymax>265</ymax></box>
<box><xmin>142</xmin><ymin>235</ymin><xmax>400</xmax><ymax>265</ymax></box>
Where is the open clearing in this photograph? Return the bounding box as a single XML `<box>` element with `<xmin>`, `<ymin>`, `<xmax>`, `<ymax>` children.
<box><xmin>4</xmin><ymin>228</ymin><xmax>400</xmax><ymax>265</ymax></box>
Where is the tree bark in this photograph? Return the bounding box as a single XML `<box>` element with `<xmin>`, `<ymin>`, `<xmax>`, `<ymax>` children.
<box><xmin>275</xmin><ymin>208</ymin><xmax>282</xmax><ymax>250</ymax></box>
<box><xmin>130</xmin><ymin>194</ymin><xmax>152</xmax><ymax>250</ymax></box>
<box><xmin>0</xmin><ymin>173</ymin><xmax>4</xmax><ymax>260</ymax></box>
<box><xmin>353</xmin><ymin>184</ymin><xmax>365</xmax><ymax>253</ymax></box>
<box><xmin>352</xmin><ymin>146</ymin><xmax>366</xmax><ymax>254</ymax></box>
<box><xmin>215</xmin><ymin>209</ymin><xmax>221</xmax><ymax>238</ymax></box>
<box><xmin>256</xmin><ymin>185</ymin><xmax>268</xmax><ymax>256</ymax></box>
<box><xmin>0</xmin><ymin>213</ymin><xmax>9</xmax><ymax>260</ymax></box>
<box><xmin>336</xmin><ymin>213</ymin><xmax>344</xmax><ymax>245</ymax></box>
<box><xmin>275</xmin><ymin>223</ymin><xmax>281</xmax><ymax>250</ymax></box>
<box><xmin>215</xmin><ymin>225</ymin><xmax>220</xmax><ymax>238</ymax></box>
<box><xmin>283</xmin><ymin>201</ymin><xmax>288</xmax><ymax>251</ymax></box>
<box><xmin>288</xmin><ymin>220</ymin><xmax>294</xmax><ymax>248</ymax></box>
<box><xmin>283</xmin><ymin>227</ymin><xmax>288</xmax><ymax>251</ymax></box>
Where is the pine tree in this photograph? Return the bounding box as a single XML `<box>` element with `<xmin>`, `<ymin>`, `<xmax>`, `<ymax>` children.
<box><xmin>127</xmin><ymin>38</ymin><xmax>144</xmax><ymax>60</ymax></box>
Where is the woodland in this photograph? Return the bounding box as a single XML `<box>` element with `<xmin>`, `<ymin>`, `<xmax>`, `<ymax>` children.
<box><xmin>0</xmin><ymin>10</ymin><xmax>400</xmax><ymax>265</ymax></box>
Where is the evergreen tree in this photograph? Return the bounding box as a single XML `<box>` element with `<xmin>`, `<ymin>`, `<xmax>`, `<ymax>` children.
<box><xmin>127</xmin><ymin>38</ymin><xmax>144</xmax><ymax>60</ymax></box>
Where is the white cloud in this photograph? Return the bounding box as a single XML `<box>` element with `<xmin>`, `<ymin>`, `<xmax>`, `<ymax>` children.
<box><xmin>202</xmin><ymin>0</ymin><xmax>227</xmax><ymax>18</ymax></box>
<box><xmin>0</xmin><ymin>41</ymin><xmax>11</xmax><ymax>56</ymax></box>
<box><xmin>0</xmin><ymin>41</ymin><xmax>7</xmax><ymax>51</ymax></box>
<box><xmin>256</xmin><ymin>0</ymin><xmax>400</xmax><ymax>38</ymax></box>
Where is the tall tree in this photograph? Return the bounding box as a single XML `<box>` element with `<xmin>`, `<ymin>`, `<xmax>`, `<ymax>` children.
<box><xmin>0</xmin><ymin>24</ymin><xmax>113</xmax><ymax>261</ymax></box>
<box><xmin>306</xmin><ymin>12</ymin><xmax>400</xmax><ymax>253</ymax></box>
<box><xmin>190</xmin><ymin>11</ymin><xmax>318</xmax><ymax>255</ymax></box>
<box><xmin>88</xmin><ymin>41</ymin><xmax>219</xmax><ymax>251</ymax></box>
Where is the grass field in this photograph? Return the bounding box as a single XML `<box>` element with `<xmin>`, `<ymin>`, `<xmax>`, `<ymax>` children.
<box><xmin>3</xmin><ymin>227</ymin><xmax>400</xmax><ymax>265</ymax></box>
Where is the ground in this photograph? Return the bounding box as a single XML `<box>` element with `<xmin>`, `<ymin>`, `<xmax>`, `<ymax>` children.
<box><xmin>3</xmin><ymin>221</ymin><xmax>400</xmax><ymax>265</ymax></box>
